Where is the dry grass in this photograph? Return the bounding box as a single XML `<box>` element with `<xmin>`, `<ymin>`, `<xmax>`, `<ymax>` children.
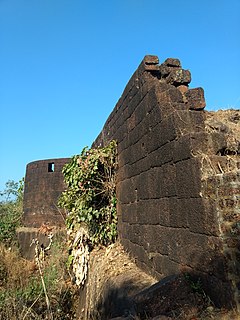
<box><xmin>0</xmin><ymin>239</ymin><xmax>77</xmax><ymax>320</ymax></box>
<box><xmin>1</xmin><ymin>241</ymin><xmax>238</xmax><ymax>320</ymax></box>
<box><xmin>198</xmin><ymin>109</ymin><xmax>240</xmax><ymax>178</ymax></box>
<box><xmin>0</xmin><ymin>244</ymin><xmax>31</xmax><ymax>289</ymax></box>
<box><xmin>205</xmin><ymin>109</ymin><xmax>240</xmax><ymax>133</ymax></box>
<box><xmin>205</xmin><ymin>109</ymin><xmax>240</xmax><ymax>156</ymax></box>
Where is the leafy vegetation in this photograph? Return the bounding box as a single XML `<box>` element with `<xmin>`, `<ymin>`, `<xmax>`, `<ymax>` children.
<box><xmin>0</xmin><ymin>141</ymin><xmax>118</xmax><ymax>318</ymax></box>
<box><xmin>0</xmin><ymin>179</ymin><xmax>24</xmax><ymax>245</ymax></box>
<box><xmin>0</xmin><ymin>179</ymin><xmax>77</xmax><ymax>319</ymax></box>
<box><xmin>58</xmin><ymin>140</ymin><xmax>118</xmax><ymax>246</ymax></box>
<box><xmin>58</xmin><ymin>140</ymin><xmax>118</xmax><ymax>287</ymax></box>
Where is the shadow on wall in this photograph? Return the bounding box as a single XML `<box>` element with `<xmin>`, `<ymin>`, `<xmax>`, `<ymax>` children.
<box><xmin>92</xmin><ymin>257</ymin><xmax>235</xmax><ymax>319</ymax></box>
<box><xmin>91</xmin><ymin>274</ymin><xmax>208</xmax><ymax>319</ymax></box>
<box><xmin>82</xmin><ymin>237</ymin><xmax>236</xmax><ymax>319</ymax></box>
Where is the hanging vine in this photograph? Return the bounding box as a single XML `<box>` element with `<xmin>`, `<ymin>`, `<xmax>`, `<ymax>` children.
<box><xmin>58</xmin><ymin>140</ymin><xmax>118</xmax><ymax>286</ymax></box>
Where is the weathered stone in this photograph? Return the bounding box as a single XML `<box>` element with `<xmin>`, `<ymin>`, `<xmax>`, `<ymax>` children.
<box><xmin>143</xmin><ymin>225</ymin><xmax>169</xmax><ymax>255</ymax></box>
<box><xmin>22</xmin><ymin>54</ymin><xmax>240</xmax><ymax>311</ymax></box>
<box><xmin>155</xmin><ymin>164</ymin><xmax>177</xmax><ymax>197</ymax></box>
<box><xmin>166</xmin><ymin>69</ymin><xmax>191</xmax><ymax>85</ymax></box>
<box><xmin>17</xmin><ymin>226</ymin><xmax>65</xmax><ymax>260</ymax></box>
<box><xmin>185</xmin><ymin>87</ymin><xmax>206</xmax><ymax>110</ymax></box>
<box><xmin>159</xmin><ymin>65</ymin><xmax>172</xmax><ymax>78</ymax></box>
<box><xmin>139</xmin><ymin>55</ymin><xmax>160</xmax><ymax>73</ymax></box>
<box><xmin>169</xmin><ymin>197</ymin><xmax>188</xmax><ymax>228</ymax></box>
<box><xmin>189</xmin><ymin>109</ymin><xmax>206</xmax><ymax>129</ymax></box>
<box><xmin>118</xmin><ymin>178</ymin><xmax>137</xmax><ymax>204</ymax></box>
<box><xmin>23</xmin><ymin>158</ymin><xmax>70</xmax><ymax>228</ymax></box>
<box><xmin>176</xmin><ymin>158</ymin><xmax>201</xmax><ymax>198</ymax></box>
<box><xmin>167</xmin><ymin>86</ymin><xmax>184</xmax><ymax>103</ymax></box>
<box><xmin>163</xmin><ymin>58</ymin><xmax>181</xmax><ymax>67</ymax></box>
<box><xmin>149</xmin><ymin>141</ymin><xmax>174</xmax><ymax>167</ymax></box>
<box><xmin>144</xmin><ymin>55</ymin><xmax>159</xmax><ymax>65</ymax></box>
<box><xmin>177</xmin><ymin>84</ymin><xmax>189</xmax><ymax>94</ymax></box>
<box><xmin>184</xmin><ymin>197</ymin><xmax>220</xmax><ymax>235</ymax></box>
<box><xmin>159</xmin><ymin>58</ymin><xmax>181</xmax><ymax>78</ymax></box>
<box><xmin>134</xmin><ymin>274</ymin><xmax>206</xmax><ymax>318</ymax></box>
<box><xmin>210</xmin><ymin>132</ymin><xmax>228</xmax><ymax>154</ymax></box>
<box><xmin>206</xmin><ymin>119</ymin><xmax>230</xmax><ymax>133</ymax></box>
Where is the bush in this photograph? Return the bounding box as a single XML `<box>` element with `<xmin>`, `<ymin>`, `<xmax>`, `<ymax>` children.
<box><xmin>58</xmin><ymin>140</ymin><xmax>118</xmax><ymax>246</ymax></box>
<box><xmin>0</xmin><ymin>179</ymin><xmax>24</xmax><ymax>245</ymax></box>
<box><xmin>58</xmin><ymin>140</ymin><xmax>118</xmax><ymax>287</ymax></box>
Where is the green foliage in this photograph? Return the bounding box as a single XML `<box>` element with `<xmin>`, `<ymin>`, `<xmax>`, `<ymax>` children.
<box><xmin>184</xmin><ymin>273</ymin><xmax>208</xmax><ymax>297</ymax></box>
<box><xmin>0</xmin><ymin>180</ymin><xmax>18</xmax><ymax>201</ymax></box>
<box><xmin>0</xmin><ymin>179</ymin><xmax>24</xmax><ymax>245</ymax></box>
<box><xmin>58</xmin><ymin>140</ymin><xmax>118</xmax><ymax>246</ymax></box>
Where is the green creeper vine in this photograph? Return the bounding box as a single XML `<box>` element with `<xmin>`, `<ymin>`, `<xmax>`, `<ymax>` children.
<box><xmin>58</xmin><ymin>141</ymin><xmax>118</xmax><ymax>286</ymax></box>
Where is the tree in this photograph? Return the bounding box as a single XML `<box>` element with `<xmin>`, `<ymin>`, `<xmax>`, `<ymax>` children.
<box><xmin>0</xmin><ymin>179</ymin><xmax>24</xmax><ymax>245</ymax></box>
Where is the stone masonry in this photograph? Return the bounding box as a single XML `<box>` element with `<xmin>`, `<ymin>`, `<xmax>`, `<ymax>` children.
<box><xmin>93</xmin><ymin>55</ymin><xmax>240</xmax><ymax>308</ymax></box>
<box><xmin>23</xmin><ymin>158</ymin><xmax>70</xmax><ymax>227</ymax></box>
<box><xmin>19</xmin><ymin>158</ymin><xmax>69</xmax><ymax>259</ymax></box>
<box><xmin>21</xmin><ymin>55</ymin><xmax>240</xmax><ymax>308</ymax></box>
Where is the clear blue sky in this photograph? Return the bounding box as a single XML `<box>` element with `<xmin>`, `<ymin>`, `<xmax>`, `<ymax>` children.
<box><xmin>0</xmin><ymin>0</ymin><xmax>239</xmax><ymax>191</ymax></box>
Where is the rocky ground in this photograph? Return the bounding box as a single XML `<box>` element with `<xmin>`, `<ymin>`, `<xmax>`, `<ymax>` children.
<box><xmin>78</xmin><ymin>242</ymin><xmax>239</xmax><ymax>320</ymax></box>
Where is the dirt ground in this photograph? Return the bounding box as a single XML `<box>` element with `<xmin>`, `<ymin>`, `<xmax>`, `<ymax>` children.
<box><xmin>77</xmin><ymin>242</ymin><xmax>239</xmax><ymax>320</ymax></box>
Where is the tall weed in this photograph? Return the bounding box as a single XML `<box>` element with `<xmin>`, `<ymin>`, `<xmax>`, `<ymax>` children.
<box><xmin>0</xmin><ymin>238</ymin><xmax>77</xmax><ymax>320</ymax></box>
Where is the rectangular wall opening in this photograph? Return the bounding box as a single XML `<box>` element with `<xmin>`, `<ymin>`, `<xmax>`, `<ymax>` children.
<box><xmin>48</xmin><ymin>162</ymin><xmax>55</xmax><ymax>172</ymax></box>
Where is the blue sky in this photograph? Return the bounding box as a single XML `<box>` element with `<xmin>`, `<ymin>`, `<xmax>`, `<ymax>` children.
<box><xmin>0</xmin><ymin>0</ymin><xmax>239</xmax><ymax>191</ymax></box>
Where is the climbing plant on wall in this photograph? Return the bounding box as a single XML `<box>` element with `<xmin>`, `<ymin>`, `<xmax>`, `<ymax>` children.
<box><xmin>58</xmin><ymin>140</ymin><xmax>118</xmax><ymax>286</ymax></box>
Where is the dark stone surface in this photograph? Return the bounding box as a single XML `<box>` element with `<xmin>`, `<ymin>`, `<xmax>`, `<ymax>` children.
<box><xmin>22</xmin><ymin>55</ymin><xmax>239</xmax><ymax>309</ymax></box>
<box><xmin>166</xmin><ymin>69</ymin><xmax>191</xmax><ymax>86</ymax></box>
<box><xmin>133</xmin><ymin>274</ymin><xmax>206</xmax><ymax>318</ymax></box>
<box><xmin>175</xmin><ymin>158</ymin><xmax>201</xmax><ymax>198</ymax></box>
<box><xmin>92</xmin><ymin>55</ymin><xmax>238</xmax><ymax>309</ymax></box>
<box><xmin>185</xmin><ymin>87</ymin><xmax>206</xmax><ymax>110</ymax></box>
<box><xmin>23</xmin><ymin>158</ymin><xmax>70</xmax><ymax>228</ymax></box>
<box><xmin>133</xmin><ymin>273</ymin><xmax>235</xmax><ymax>317</ymax></box>
<box><xmin>164</xmin><ymin>58</ymin><xmax>181</xmax><ymax>67</ymax></box>
<box><xmin>17</xmin><ymin>226</ymin><xmax>65</xmax><ymax>260</ymax></box>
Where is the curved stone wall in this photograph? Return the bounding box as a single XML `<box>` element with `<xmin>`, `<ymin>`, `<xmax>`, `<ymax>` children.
<box><xmin>23</xmin><ymin>158</ymin><xmax>70</xmax><ymax>227</ymax></box>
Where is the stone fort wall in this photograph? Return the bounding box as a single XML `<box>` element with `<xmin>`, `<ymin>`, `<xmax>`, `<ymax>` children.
<box><xmin>92</xmin><ymin>55</ymin><xmax>240</xmax><ymax>308</ymax></box>
<box><xmin>22</xmin><ymin>55</ymin><xmax>240</xmax><ymax>308</ymax></box>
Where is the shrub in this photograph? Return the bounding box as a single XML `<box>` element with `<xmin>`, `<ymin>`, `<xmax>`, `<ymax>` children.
<box><xmin>0</xmin><ymin>237</ymin><xmax>77</xmax><ymax>320</ymax></box>
<box><xmin>0</xmin><ymin>179</ymin><xmax>24</xmax><ymax>245</ymax></box>
<box><xmin>58</xmin><ymin>140</ymin><xmax>118</xmax><ymax>246</ymax></box>
<box><xmin>58</xmin><ymin>140</ymin><xmax>118</xmax><ymax>287</ymax></box>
